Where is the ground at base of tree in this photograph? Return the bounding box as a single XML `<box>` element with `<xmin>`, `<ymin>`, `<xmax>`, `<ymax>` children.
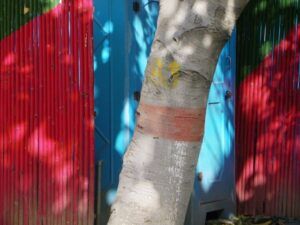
<box><xmin>206</xmin><ymin>216</ymin><xmax>300</xmax><ymax>225</ymax></box>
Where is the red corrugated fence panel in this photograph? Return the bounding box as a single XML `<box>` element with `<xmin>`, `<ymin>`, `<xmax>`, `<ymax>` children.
<box><xmin>0</xmin><ymin>1</ymin><xmax>94</xmax><ymax>224</ymax></box>
<box><xmin>236</xmin><ymin>0</ymin><xmax>300</xmax><ymax>218</ymax></box>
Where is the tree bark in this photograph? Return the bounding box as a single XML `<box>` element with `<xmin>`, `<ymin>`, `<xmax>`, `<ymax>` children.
<box><xmin>108</xmin><ymin>1</ymin><xmax>249</xmax><ymax>224</ymax></box>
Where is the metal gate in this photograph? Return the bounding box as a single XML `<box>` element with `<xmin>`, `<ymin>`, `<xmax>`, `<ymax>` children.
<box><xmin>0</xmin><ymin>1</ymin><xmax>95</xmax><ymax>224</ymax></box>
<box><xmin>94</xmin><ymin>0</ymin><xmax>159</xmax><ymax>191</ymax></box>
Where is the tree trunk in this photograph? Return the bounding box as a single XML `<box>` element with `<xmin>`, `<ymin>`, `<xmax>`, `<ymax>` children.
<box><xmin>108</xmin><ymin>1</ymin><xmax>249</xmax><ymax>224</ymax></box>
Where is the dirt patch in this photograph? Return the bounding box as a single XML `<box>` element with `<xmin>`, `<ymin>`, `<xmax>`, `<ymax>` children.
<box><xmin>206</xmin><ymin>216</ymin><xmax>300</xmax><ymax>225</ymax></box>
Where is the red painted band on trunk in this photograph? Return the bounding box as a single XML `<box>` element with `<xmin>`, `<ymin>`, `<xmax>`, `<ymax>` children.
<box><xmin>136</xmin><ymin>103</ymin><xmax>206</xmax><ymax>142</ymax></box>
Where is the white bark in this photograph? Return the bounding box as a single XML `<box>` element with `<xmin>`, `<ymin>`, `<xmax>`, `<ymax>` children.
<box><xmin>108</xmin><ymin>1</ymin><xmax>249</xmax><ymax>224</ymax></box>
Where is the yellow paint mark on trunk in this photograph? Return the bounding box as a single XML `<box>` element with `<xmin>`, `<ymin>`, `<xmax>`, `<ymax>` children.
<box><xmin>150</xmin><ymin>58</ymin><xmax>181</xmax><ymax>89</ymax></box>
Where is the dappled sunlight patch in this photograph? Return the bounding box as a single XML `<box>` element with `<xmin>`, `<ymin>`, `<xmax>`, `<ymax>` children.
<box><xmin>54</xmin><ymin>162</ymin><xmax>74</xmax><ymax>185</ymax></box>
<box><xmin>193</xmin><ymin>1</ymin><xmax>208</xmax><ymax>16</ymax></box>
<box><xmin>115</xmin><ymin>98</ymin><xmax>135</xmax><ymax>155</ymax></box>
<box><xmin>0</xmin><ymin>123</ymin><xmax>28</xmax><ymax>151</ymax></box>
<box><xmin>106</xmin><ymin>189</ymin><xmax>117</xmax><ymax>205</ymax></box>
<box><xmin>180</xmin><ymin>45</ymin><xmax>194</xmax><ymax>56</ymax></box>
<box><xmin>28</xmin><ymin>123</ymin><xmax>57</xmax><ymax>157</ymax></box>
<box><xmin>53</xmin><ymin>191</ymin><xmax>70</xmax><ymax>214</ymax></box>
<box><xmin>78</xmin><ymin>190</ymin><xmax>89</xmax><ymax>215</ymax></box>
<box><xmin>202</xmin><ymin>34</ymin><xmax>213</xmax><ymax>48</ymax></box>
<box><xmin>11</xmin><ymin>123</ymin><xmax>28</xmax><ymax>144</ymax></box>
<box><xmin>18</xmin><ymin>64</ymin><xmax>33</xmax><ymax>75</ymax></box>
<box><xmin>102</xmin><ymin>21</ymin><xmax>114</xmax><ymax>34</ymax></box>
<box><xmin>63</xmin><ymin>54</ymin><xmax>74</xmax><ymax>65</ymax></box>
<box><xmin>236</xmin><ymin>156</ymin><xmax>267</xmax><ymax>202</ymax></box>
<box><xmin>46</xmin><ymin>43</ymin><xmax>55</xmax><ymax>53</ymax></box>
<box><xmin>101</xmin><ymin>39</ymin><xmax>111</xmax><ymax>64</ymax></box>
<box><xmin>159</xmin><ymin>0</ymin><xmax>179</xmax><ymax>19</ymax></box>
<box><xmin>125</xmin><ymin>181</ymin><xmax>161</xmax><ymax>210</ymax></box>
<box><xmin>3</xmin><ymin>53</ymin><xmax>16</xmax><ymax>66</ymax></box>
<box><xmin>50</xmin><ymin>3</ymin><xmax>64</xmax><ymax>18</ymax></box>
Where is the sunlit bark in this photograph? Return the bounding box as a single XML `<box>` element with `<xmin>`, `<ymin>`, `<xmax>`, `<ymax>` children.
<box><xmin>108</xmin><ymin>1</ymin><xmax>249</xmax><ymax>224</ymax></box>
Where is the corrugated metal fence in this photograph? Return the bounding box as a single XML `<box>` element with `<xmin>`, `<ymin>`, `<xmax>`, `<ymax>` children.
<box><xmin>0</xmin><ymin>1</ymin><xmax>94</xmax><ymax>224</ymax></box>
<box><xmin>236</xmin><ymin>0</ymin><xmax>300</xmax><ymax>218</ymax></box>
